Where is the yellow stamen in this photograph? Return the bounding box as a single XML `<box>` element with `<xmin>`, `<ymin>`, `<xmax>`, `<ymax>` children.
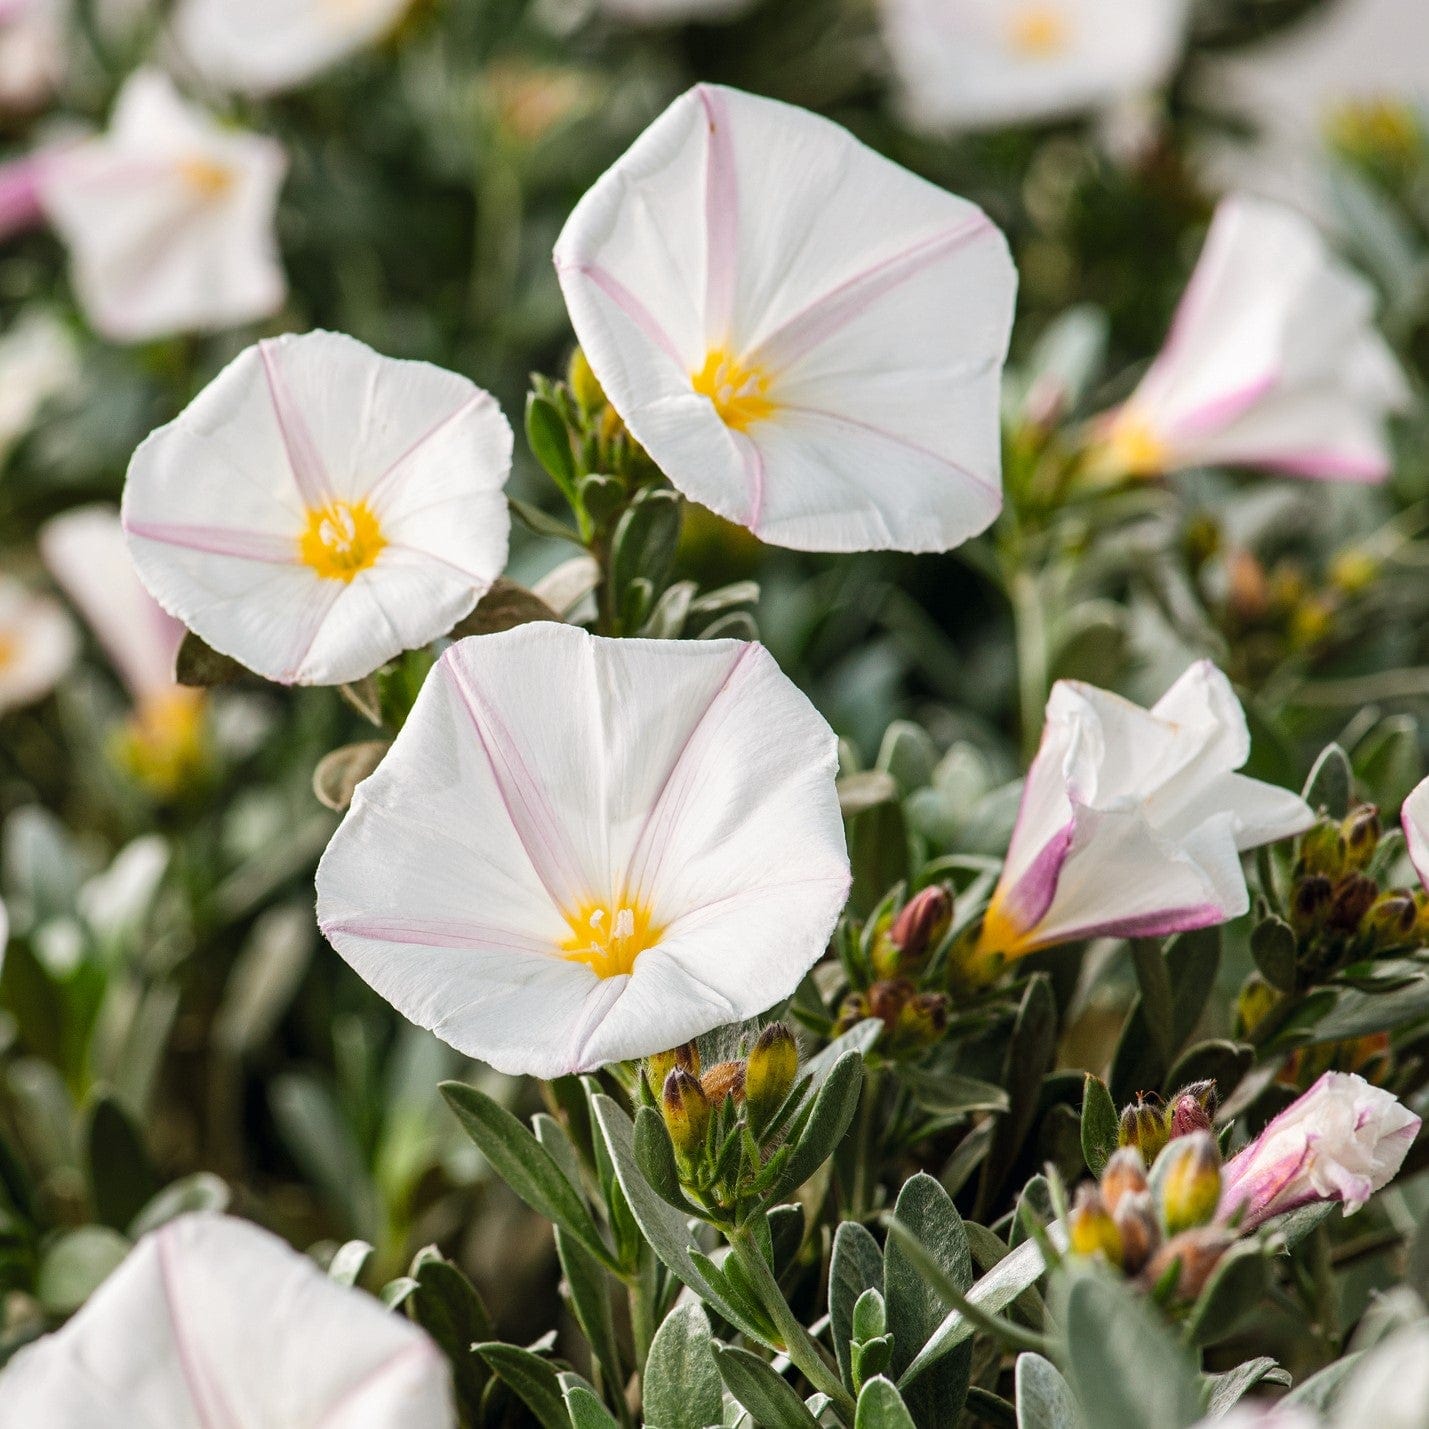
<box><xmin>561</xmin><ymin>899</ymin><xmax>665</xmax><ymax>980</ymax></box>
<box><xmin>1007</xmin><ymin>4</ymin><xmax>1071</xmax><ymax>58</ymax></box>
<box><xmin>113</xmin><ymin>688</ymin><xmax>208</xmax><ymax>799</ymax></box>
<box><xmin>177</xmin><ymin>156</ymin><xmax>235</xmax><ymax>200</ymax></box>
<box><xmin>299</xmin><ymin>499</ymin><xmax>386</xmax><ymax>582</ymax></box>
<box><xmin>0</xmin><ymin>632</ymin><xmax>16</xmax><ymax>670</ymax></box>
<box><xmin>1103</xmin><ymin>414</ymin><xmax>1168</xmax><ymax>478</ymax></box>
<box><xmin>692</xmin><ymin>348</ymin><xmax>777</xmax><ymax>433</ymax></box>
<box><xmin>1324</xmin><ymin>98</ymin><xmax>1421</xmax><ymax>163</ymax></box>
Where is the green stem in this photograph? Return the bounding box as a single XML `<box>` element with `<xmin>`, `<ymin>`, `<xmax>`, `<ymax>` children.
<box><xmin>728</xmin><ymin>1227</ymin><xmax>856</xmax><ymax>1421</ymax></box>
<box><xmin>1008</xmin><ymin>566</ymin><xmax>1049</xmax><ymax>765</ymax></box>
<box><xmin>630</xmin><ymin>1249</ymin><xmax>659</xmax><ymax>1372</ymax></box>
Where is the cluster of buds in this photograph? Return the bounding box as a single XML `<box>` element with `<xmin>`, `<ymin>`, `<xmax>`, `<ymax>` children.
<box><xmin>645</xmin><ymin>1024</ymin><xmax>803</xmax><ymax>1214</ymax></box>
<box><xmin>1069</xmin><ymin>1133</ymin><xmax>1232</xmax><ymax>1303</ymax></box>
<box><xmin>1117</xmin><ymin>1080</ymin><xmax>1217</xmax><ymax>1167</ymax></box>
<box><xmin>834</xmin><ymin>885</ymin><xmax>954</xmax><ymax>1055</ymax></box>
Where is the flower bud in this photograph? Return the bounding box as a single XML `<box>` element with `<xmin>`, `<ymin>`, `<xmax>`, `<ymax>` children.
<box><xmin>1340</xmin><ymin>805</ymin><xmax>1381</xmax><ymax>870</ymax></box>
<box><xmin>877</xmin><ymin>885</ymin><xmax>953</xmax><ymax>978</ymax></box>
<box><xmin>646</xmin><ymin>1042</ymin><xmax>700</xmax><ymax>1095</ymax></box>
<box><xmin>1169</xmin><ymin>1080</ymin><xmax>1217</xmax><ymax>1139</ymax></box>
<box><xmin>1099</xmin><ymin>1147</ymin><xmax>1148</xmax><ymax>1215</ymax></box>
<box><xmin>1329</xmin><ymin>548</ymin><xmax>1379</xmax><ymax>595</ymax></box>
<box><xmin>1118</xmin><ymin>1097</ymin><xmax>1169</xmax><ymax>1166</ymax></box>
<box><xmin>1159</xmin><ymin>1131</ymin><xmax>1222</xmax><ymax>1235</ymax></box>
<box><xmin>1365</xmin><ymin>893</ymin><xmax>1418</xmax><ymax>947</ymax></box>
<box><xmin>1297</xmin><ymin>823</ymin><xmax>1345</xmax><ymax>879</ymax></box>
<box><xmin>1328</xmin><ymin>873</ymin><xmax>1379</xmax><ymax>933</ymax></box>
<box><xmin>1290</xmin><ymin>873</ymin><xmax>1334</xmax><ymax>935</ymax></box>
<box><xmin>745</xmin><ymin>1023</ymin><xmax>799</xmax><ymax>1129</ymax></box>
<box><xmin>1140</xmin><ymin>1228</ymin><xmax>1235</xmax><ymax>1302</ymax></box>
<box><xmin>833</xmin><ymin>990</ymin><xmax>870</xmax><ymax>1035</ymax></box>
<box><xmin>662</xmin><ymin>1068</ymin><xmax>710</xmax><ymax>1158</ymax></box>
<box><xmin>867</xmin><ymin>978</ymin><xmax>915</xmax><ymax>1029</ymax></box>
<box><xmin>893</xmin><ymin>992</ymin><xmax>949</xmax><ymax>1051</ymax></box>
<box><xmin>1226</xmin><ymin>548</ymin><xmax>1270</xmax><ymax>624</ymax></box>
<box><xmin>567</xmin><ymin>346</ymin><xmax>606</xmax><ymax>414</ymax></box>
<box><xmin>1113</xmin><ymin>1190</ymin><xmax>1160</xmax><ymax>1275</ymax></box>
<box><xmin>1236</xmin><ymin>974</ymin><xmax>1278</xmax><ymax>1039</ymax></box>
<box><xmin>1068</xmin><ymin>1184</ymin><xmax>1122</xmax><ymax>1264</ymax></box>
<box><xmin>700</xmin><ymin>1060</ymin><xmax>746</xmax><ymax>1105</ymax></box>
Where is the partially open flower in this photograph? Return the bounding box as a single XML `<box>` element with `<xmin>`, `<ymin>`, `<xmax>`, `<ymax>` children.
<box><xmin>173</xmin><ymin>0</ymin><xmax>413</xmax><ymax>95</ymax></box>
<box><xmin>1403</xmin><ymin>776</ymin><xmax>1429</xmax><ymax>893</ymax></box>
<box><xmin>1219</xmin><ymin>1071</ymin><xmax>1420</xmax><ymax>1230</ymax></box>
<box><xmin>0</xmin><ymin>575</ymin><xmax>75</xmax><ymax>714</ymax></box>
<box><xmin>880</xmin><ymin>0</ymin><xmax>1190</xmax><ymax>135</ymax></box>
<box><xmin>969</xmin><ymin>661</ymin><xmax>1313</xmax><ymax>973</ymax></box>
<box><xmin>122</xmin><ymin>330</ymin><xmax>512</xmax><ymax>686</ymax></box>
<box><xmin>316</xmin><ymin>623</ymin><xmax>850</xmax><ymax>1078</ymax></box>
<box><xmin>555</xmin><ymin>83</ymin><xmax>1015</xmax><ymax>553</ymax></box>
<box><xmin>0</xmin><ymin>1212</ymin><xmax>453</xmax><ymax>1424</ymax></box>
<box><xmin>39</xmin><ymin>70</ymin><xmax>287</xmax><ymax>343</ymax></box>
<box><xmin>1097</xmin><ymin>195</ymin><xmax>1408</xmax><ymax>483</ymax></box>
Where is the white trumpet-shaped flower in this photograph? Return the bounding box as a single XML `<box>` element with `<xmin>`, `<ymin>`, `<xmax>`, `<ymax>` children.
<box><xmin>316</xmin><ymin>623</ymin><xmax>851</xmax><ymax>1078</ymax></box>
<box><xmin>0</xmin><ymin>575</ymin><xmax>75</xmax><ymax>714</ymax></box>
<box><xmin>122</xmin><ymin>329</ymin><xmax>513</xmax><ymax>687</ymax></box>
<box><xmin>879</xmin><ymin>0</ymin><xmax>1191</xmax><ymax>135</ymax></box>
<box><xmin>555</xmin><ymin>83</ymin><xmax>1016</xmax><ymax>553</ymax></box>
<box><xmin>970</xmin><ymin>661</ymin><xmax>1313</xmax><ymax>974</ymax></box>
<box><xmin>38</xmin><ymin>69</ymin><xmax>286</xmax><ymax>342</ymax></box>
<box><xmin>0</xmin><ymin>1213</ymin><xmax>454</xmax><ymax>1427</ymax></box>
<box><xmin>173</xmin><ymin>0</ymin><xmax>413</xmax><ymax>95</ymax></box>
<box><xmin>1403</xmin><ymin>776</ymin><xmax>1429</xmax><ymax>893</ymax></box>
<box><xmin>0</xmin><ymin>308</ymin><xmax>78</xmax><ymax>460</ymax></box>
<box><xmin>1099</xmin><ymin>195</ymin><xmax>1408</xmax><ymax>482</ymax></box>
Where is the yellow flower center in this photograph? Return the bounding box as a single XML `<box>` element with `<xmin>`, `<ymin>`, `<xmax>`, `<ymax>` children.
<box><xmin>1007</xmin><ymin>4</ymin><xmax>1071</xmax><ymax>58</ymax></box>
<box><xmin>113</xmin><ymin>689</ymin><xmax>207</xmax><ymax>799</ymax></box>
<box><xmin>0</xmin><ymin>632</ymin><xmax>15</xmax><ymax>670</ymax></box>
<box><xmin>1104</xmin><ymin>413</ymin><xmax>1168</xmax><ymax>478</ymax></box>
<box><xmin>1324</xmin><ymin>98</ymin><xmax>1421</xmax><ymax>163</ymax></box>
<box><xmin>299</xmin><ymin>499</ymin><xmax>386</xmax><ymax>582</ymax></box>
<box><xmin>177</xmin><ymin>156</ymin><xmax>235</xmax><ymax>200</ymax></box>
<box><xmin>692</xmin><ymin>348</ymin><xmax>777</xmax><ymax>433</ymax></box>
<box><xmin>561</xmin><ymin>899</ymin><xmax>665</xmax><ymax>980</ymax></box>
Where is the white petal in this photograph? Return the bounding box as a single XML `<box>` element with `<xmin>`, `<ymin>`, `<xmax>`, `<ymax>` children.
<box><xmin>599</xmin><ymin>0</ymin><xmax>751</xmax><ymax>19</ymax></box>
<box><xmin>317</xmin><ymin>623</ymin><xmax>849</xmax><ymax>1077</ymax></box>
<box><xmin>0</xmin><ymin>577</ymin><xmax>76</xmax><ymax>713</ymax></box>
<box><xmin>1404</xmin><ymin>776</ymin><xmax>1429</xmax><ymax>892</ymax></box>
<box><xmin>174</xmin><ymin>0</ymin><xmax>412</xmax><ymax>95</ymax></box>
<box><xmin>122</xmin><ymin>330</ymin><xmax>512</xmax><ymax>686</ymax></box>
<box><xmin>0</xmin><ymin>1213</ymin><xmax>453</xmax><ymax>1428</ymax></box>
<box><xmin>555</xmin><ymin>83</ymin><xmax>1015</xmax><ymax>553</ymax></box>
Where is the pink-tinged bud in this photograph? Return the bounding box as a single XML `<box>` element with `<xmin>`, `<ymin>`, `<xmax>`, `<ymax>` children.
<box><xmin>1140</xmin><ymin>1228</ymin><xmax>1235</xmax><ymax>1302</ymax></box>
<box><xmin>1113</xmin><ymin>1191</ymin><xmax>1160</xmax><ymax>1276</ymax></box>
<box><xmin>1159</xmin><ymin>1131</ymin><xmax>1222</xmax><ymax>1235</ymax></box>
<box><xmin>1169</xmin><ymin>1080</ymin><xmax>1217</xmax><ymax>1139</ymax></box>
<box><xmin>1219</xmin><ymin>1072</ymin><xmax>1420</xmax><ymax>1231</ymax></box>
<box><xmin>885</xmin><ymin>885</ymin><xmax>953</xmax><ymax>970</ymax></box>
<box><xmin>662</xmin><ymin>1068</ymin><xmax>710</xmax><ymax>1158</ymax></box>
<box><xmin>1099</xmin><ymin>1147</ymin><xmax>1148</xmax><ymax>1215</ymax></box>
<box><xmin>0</xmin><ymin>149</ymin><xmax>52</xmax><ymax>243</ymax></box>
<box><xmin>866</xmin><ymin>978</ymin><xmax>915</xmax><ymax>1031</ymax></box>
<box><xmin>1068</xmin><ymin>1185</ymin><xmax>1122</xmax><ymax>1264</ymax></box>
<box><xmin>745</xmin><ymin>1023</ymin><xmax>798</xmax><ymax>1129</ymax></box>
<box><xmin>1119</xmin><ymin>1098</ymin><xmax>1169</xmax><ymax>1165</ymax></box>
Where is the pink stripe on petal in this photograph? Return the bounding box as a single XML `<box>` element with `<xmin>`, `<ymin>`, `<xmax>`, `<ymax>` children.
<box><xmin>366</xmin><ymin>391</ymin><xmax>484</xmax><ymax>508</ymax></box>
<box><xmin>752</xmin><ymin>216</ymin><xmax>994</xmax><ymax>372</ymax></box>
<box><xmin>312</xmin><ymin>1340</ymin><xmax>442</xmax><ymax>1429</ymax></box>
<box><xmin>567</xmin><ymin>977</ymin><xmax>631</xmax><ymax>1075</ymax></box>
<box><xmin>559</xmin><ymin>259</ymin><xmax>686</xmax><ymax>371</ymax></box>
<box><xmin>322</xmin><ymin>914</ymin><xmax>554</xmax><ymax>959</ymax></box>
<box><xmin>997</xmin><ymin>820</ymin><xmax>1074</xmax><ymax>933</ymax></box>
<box><xmin>1250</xmin><ymin>449</ymin><xmax>1389</xmax><ymax>484</ymax></box>
<box><xmin>1051</xmin><ymin>900</ymin><xmax>1227</xmax><ymax>949</ymax></box>
<box><xmin>444</xmin><ymin>658</ymin><xmax>587</xmax><ymax>910</ymax></box>
<box><xmin>260</xmin><ymin>339</ymin><xmax>330</xmax><ymax>509</ymax></box>
<box><xmin>156</xmin><ymin>1229</ymin><xmax>234</xmax><ymax>1429</ymax></box>
<box><xmin>124</xmin><ymin>519</ymin><xmax>298</xmax><ymax>564</ymax></box>
<box><xmin>697</xmin><ymin>85</ymin><xmax>740</xmax><ymax>342</ymax></box>
<box><xmin>1167</xmin><ymin>371</ymin><xmax>1279</xmax><ymax>439</ymax></box>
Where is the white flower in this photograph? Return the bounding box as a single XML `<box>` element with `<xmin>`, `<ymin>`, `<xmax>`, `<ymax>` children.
<box><xmin>38</xmin><ymin>69</ymin><xmax>287</xmax><ymax>343</ymax></box>
<box><xmin>316</xmin><ymin>622</ymin><xmax>850</xmax><ymax>1078</ymax></box>
<box><xmin>1333</xmin><ymin>1325</ymin><xmax>1429</xmax><ymax>1429</ymax></box>
<box><xmin>1098</xmin><ymin>195</ymin><xmax>1408</xmax><ymax>482</ymax></box>
<box><xmin>879</xmin><ymin>0</ymin><xmax>1190</xmax><ymax>135</ymax></box>
<box><xmin>0</xmin><ymin>308</ymin><xmax>78</xmax><ymax>460</ymax></box>
<box><xmin>1402</xmin><ymin>775</ymin><xmax>1429</xmax><ymax>893</ymax></box>
<box><xmin>0</xmin><ymin>575</ymin><xmax>75</xmax><ymax>714</ymax></box>
<box><xmin>1219</xmin><ymin>1071</ymin><xmax>1420</xmax><ymax>1231</ymax></box>
<box><xmin>0</xmin><ymin>0</ymin><xmax>65</xmax><ymax>111</ymax></box>
<box><xmin>172</xmin><ymin>0</ymin><xmax>413</xmax><ymax>95</ymax></box>
<box><xmin>971</xmin><ymin>660</ymin><xmax>1313</xmax><ymax>971</ymax></box>
<box><xmin>122</xmin><ymin>329</ymin><xmax>513</xmax><ymax>687</ymax></box>
<box><xmin>598</xmin><ymin>0</ymin><xmax>753</xmax><ymax>22</ymax></box>
<box><xmin>0</xmin><ymin>1212</ymin><xmax>454</xmax><ymax>1426</ymax></box>
<box><xmin>554</xmin><ymin>83</ymin><xmax>1016</xmax><ymax>554</ymax></box>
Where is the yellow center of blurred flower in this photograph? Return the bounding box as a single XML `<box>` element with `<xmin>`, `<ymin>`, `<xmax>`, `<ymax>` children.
<box><xmin>178</xmin><ymin>156</ymin><xmax>236</xmax><ymax>200</ymax></box>
<box><xmin>1105</xmin><ymin>414</ymin><xmax>1168</xmax><ymax>478</ymax></box>
<box><xmin>1324</xmin><ymin>98</ymin><xmax>1421</xmax><ymax>163</ymax></box>
<box><xmin>561</xmin><ymin>900</ymin><xmax>665</xmax><ymax>979</ymax></box>
<box><xmin>113</xmin><ymin>688</ymin><xmax>207</xmax><ymax>800</ymax></box>
<box><xmin>1007</xmin><ymin>5</ymin><xmax>1071</xmax><ymax>58</ymax></box>
<box><xmin>299</xmin><ymin>500</ymin><xmax>386</xmax><ymax>582</ymax></box>
<box><xmin>693</xmin><ymin>349</ymin><xmax>777</xmax><ymax>433</ymax></box>
<box><xmin>0</xmin><ymin>632</ymin><xmax>15</xmax><ymax>670</ymax></box>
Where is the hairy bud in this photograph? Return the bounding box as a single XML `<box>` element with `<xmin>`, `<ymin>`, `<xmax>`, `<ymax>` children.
<box><xmin>1297</xmin><ymin>822</ymin><xmax>1345</xmax><ymax>879</ymax></box>
<box><xmin>1113</xmin><ymin>1190</ymin><xmax>1160</xmax><ymax>1276</ymax></box>
<box><xmin>1100</xmin><ymin>1147</ymin><xmax>1148</xmax><ymax>1215</ymax></box>
<box><xmin>894</xmin><ymin>992</ymin><xmax>949</xmax><ymax>1051</ymax></box>
<box><xmin>646</xmin><ymin>1042</ymin><xmax>700</xmax><ymax>1095</ymax></box>
<box><xmin>877</xmin><ymin>885</ymin><xmax>953</xmax><ymax>978</ymax></box>
<box><xmin>1365</xmin><ymin>893</ymin><xmax>1418</xmax><ymax>947</ymax></box>
<box><xmin>1159</xmin><ymin>1131</ymin><xmax>1223</xmax><ymax>1235</ymax></box>
<box><xmin>1069</xmin><ymin>1184</ymin><xmax>1123</xmax><ymax>1265</ymax></box>
<box><xmin>662</xmin><ymin>1068</ymin><xmax>710</xmax><ymax>1158</ymax></box>
<box><xmin>1141</xmin><ymin>1228</ymin><xmax>1235</xmax><ymax>1302</ymax></box>
<box><xmin>1169</xmin><ymin>1080</ymin><xmax>1217</xmax><ymax>1139</ymax></box>
<box><xmin>745</xmin><ymin>1024</ymin><xmax>799</xmax><ymax>1129</ymax></box>
<box><xmin>700</xmin><ymin>1060</ymin><xmax>746</xmax><ymax>1105</ymax></box>
<box><xmin>1340</xmin><ymin>805</ymin><xmax>1381</xmax><ymax>871</ymax></box>
<box><xmin>1119</xmin><ymin>1097</ymin><xmax>1169</xmax><ymax>1166</ymax></box>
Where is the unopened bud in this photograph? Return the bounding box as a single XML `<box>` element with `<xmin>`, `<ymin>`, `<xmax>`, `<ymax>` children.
<box><xmin>1068</xmin><ymin>1185</ymin><xmax>1122</xmax><ymax>1264</ymax></box>
<box><xmin>700</xmin><ymin>1060</ymin><xmax>746</xmax><ymax>1105</ymax></box>
<box><xmin>833</xmin><ymin>991</ymin><xmax>870</xmax><ymax>1036</ymax></box>
<box><xmin>1236</xmin><ymin>974</ymin><xmax>1278</xmax><ymax>1039</ymax></box>
<box><xmin>1365</xmin><ymin>892</ymin><xmax>1418</xmax><ymax>946</ymax></box>
<box><xmin>1169</xmin><ymin>1080</ymin><xmax>1217</xmax><ymax>1139</ymax></box>
<box><xmin>1297</xmin><ymin>823</ymin><xmax>1346</xmax><ymax>878</ymax></box>
<box><xmin>1328</xmin><ymin>874</ymin><xmax>1379</xmax><ymax>933</ymax></box>
<box><xmin>1118</xmin><ymin>1098</ymin><xmax>1169</xmax><ymax>1166</ymax></box>
<box><xmin>745</xmin><ymin>1024</ymin><xmax>799</xmax><ymax>1129</ymax></box>
<box><xmin>1100</xmin><ymin>1147</ymin><xmax>1148</xmax><ymax>1215</ymax></box>
<box><xmin>1113</xmin><ymin>1190</ymin><xmax>1160</xmax><ymax>1276</ymax></box>
<box><xmin>1159</xmin><ymin>1131</ymin><xmax>1222</xmax><ymax>1235</ymax></box>
<box><xmin>867</xmin><ymin>978</ymin><xmax>915</xmax><ymax>1031</ymax></box>
<box><xmin>1140</xmin><ymin>1228</ymin><xmax>1235</xmax><ymax>1302</ymax></box>
<box><xmin>646</xmin><ymin>1042</ymin><xmax>700</xmax><ymax>1095</ymax></box>
<box><xmin>1329</xmin><ymin>548</ymin><xmax>1379</xmax><ymax>595</ymax></box>
<box><xmin>662</xmin><ymin>1068</ymin><xmax>710</xmax><ymax>1158</ymax></box>
<box><xmin>567</xmin><ymin>346</ymin><xmax>606</xmax><ymax>414</ymax></box>
<box><xmin>1340</xmin><ymin>805</ymin><xmax>1381</xmax><ymax>870</ymax></box>
<box><xmin>1226</xmin><ymin>548</ymin><xmax>1270</xmax><ymax>624</ymax></box>
<box><xmin>1290</xmin><ymin>873</ymin><xmax>1334</xmax><ymax>935</ymax></box>
<box><xmin>883</xmin><ymin>886</ymin><xmax>953</xmax><ymax>976</ymax></box>
<box><xmin>893</xmin><ymin>992</ymin><xmax>949</xmax><ymax>1051</ymax></box>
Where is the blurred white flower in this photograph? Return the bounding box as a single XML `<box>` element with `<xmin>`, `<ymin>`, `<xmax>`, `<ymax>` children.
<box><xmin>0</xmin><ymin>0</ymin><xmax>65</xmax><ymax>111</ymax></box>
<box><xmin>0</xmin><ymin>147</ymin><xmax>50</xmax><ymax>240</ymax></box>
<box><xmin>0</xmin><ymin>574</ymin><xmax>75</xmax><ymax>713</ymax></box>
<box><xmin>123</xmin><ymin>329</ymin><xmax>513</xmax><ymax>686</ymax></box>
<box><xmin>1333</xmin><ymin>1325</ymin><xmax>1429</xmax><ymax>1429</ymax></box>
<box><xmin>971</xmin><ymin>661</ymin><xmax>1313</xmax><ymax>972</ymax></box>
<box><xmin>598</xmin><ymin>0</ymin><xmax>753</xmax><ymax>22</ymax></box>
<box><xmin>173</xmin><ymin>0</ymin><xmax>413</xmax><ymax>95</ymax></box>
<box><xmin>555</xmin><ymin>83</ymin><xmax>1016</xmax><ymax>553</ymax></box>
<box><xmin>0</xmin><ymin>1212</ymin><xmax>454</xmax><ymax>1426</ymax></box>
<box><xmin>1218</xmin><ymin>1071</ymin><xmax>1419</xmax><ymax>1231</ymax></box>
<box><xmin>0</xmin><ymin>308</ymin><xmax>78</xmax><ymax>459</ymax></box>
<box><xmin>41</xmin><ymin>504</ymin><xmax>206</xmax><ymax>795</ymax></box>
<box><xmin>1098</xmin><ymin>195</ymin><xmax>1408</xmax><ymax>482</ymax></box>
<box><xmin>1403</xmin><ymin>775</ymin><xmax>1429</xmax><ymax>892</ymax></box>
<box><xmin>879</xmin><ymin>0</ymin><xmax>1190</xmax><ymax>135</ymax></box>
<box><xmin>38</xmin><ymin>69</ymin><xmax>287</xmax><ymax>342</ymax></box>
<box><xmin>316</xmin><ymin>623</ymin><xmax>850</xmax><ymax>1078</ymax></box>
